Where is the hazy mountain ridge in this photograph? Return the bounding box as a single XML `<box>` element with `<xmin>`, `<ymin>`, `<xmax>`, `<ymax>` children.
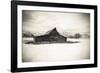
<box><xmin>22</xmin><ymin>31</ymin><xmax>90</xmax><ymax>39</ymax></box>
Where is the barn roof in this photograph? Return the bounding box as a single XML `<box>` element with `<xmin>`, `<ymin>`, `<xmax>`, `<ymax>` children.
<box><xmin>35</xmin><ymin>28</ymin><xmax>66</xmax><ymax>37</ymax></box>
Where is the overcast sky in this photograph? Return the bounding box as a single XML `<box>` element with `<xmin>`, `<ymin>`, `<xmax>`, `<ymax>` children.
<box><xmin>22</xmin><ymin>10</ymin><xmax>90</xmax><ymax>36</ymax></box>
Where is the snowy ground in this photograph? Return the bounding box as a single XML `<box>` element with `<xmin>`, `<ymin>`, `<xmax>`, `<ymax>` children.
<box><xmin>22</xmin><ymin>38</ymin><xmax>90</xmax><ymax>62</ymax></box>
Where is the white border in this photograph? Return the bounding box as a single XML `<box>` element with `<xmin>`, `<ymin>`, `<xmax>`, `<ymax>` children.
<box><xmin>17</xmin><ymin>5</ymin><xmax>94</xmax><ymax>68</ymax></box>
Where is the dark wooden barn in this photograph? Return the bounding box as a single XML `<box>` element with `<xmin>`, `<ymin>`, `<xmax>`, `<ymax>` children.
<box><xmin>34</xmin><ymin>28</ymin><xmax>66</xmax><ymax>43</ymax></box>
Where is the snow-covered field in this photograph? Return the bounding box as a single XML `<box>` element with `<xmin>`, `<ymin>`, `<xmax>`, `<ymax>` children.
<box><xmin>22</xmin><ymin>38</ymin><xmax>90</xmax><ymax>62</ymax></box>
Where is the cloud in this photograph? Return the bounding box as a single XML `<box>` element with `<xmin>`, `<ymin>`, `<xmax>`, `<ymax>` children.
<box><xmin>22</xmin><ymin>10</ymin><xmax>90</xmax><ymax>36</ymax></box>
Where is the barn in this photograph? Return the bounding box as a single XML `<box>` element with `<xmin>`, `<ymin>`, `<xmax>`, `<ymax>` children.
<box><xmin>34</xmin><ymin>28</ymin><xmax>66</xmax><ymax>43</ymax></box>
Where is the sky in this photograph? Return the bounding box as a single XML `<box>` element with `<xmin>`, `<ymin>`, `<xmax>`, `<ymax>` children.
<box><xmin>22</xmin><ymin>10</ymin><xmax>90</xmax><ymax>36</ymax></box>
